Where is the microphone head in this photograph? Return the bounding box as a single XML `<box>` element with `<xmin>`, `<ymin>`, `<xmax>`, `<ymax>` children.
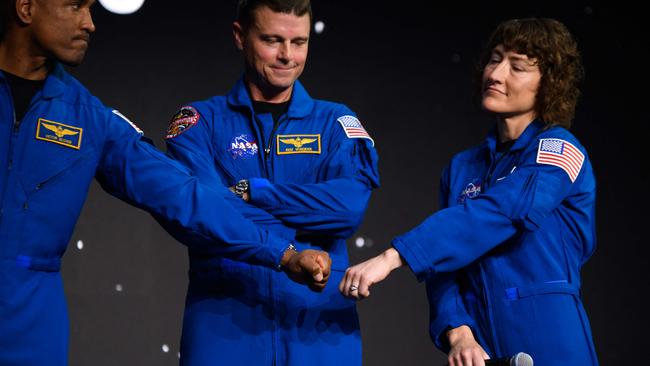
<box><xmin>511</xmin><ymin>352</ymin><xmax>533</xmax><ymax>366</ymax></box>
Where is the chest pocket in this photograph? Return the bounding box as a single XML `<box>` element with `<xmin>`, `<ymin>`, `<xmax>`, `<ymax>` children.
<box><xmin>17</xmin><ymin>130</ymin><xmax>96</xmax><ymax>199</ymax></box>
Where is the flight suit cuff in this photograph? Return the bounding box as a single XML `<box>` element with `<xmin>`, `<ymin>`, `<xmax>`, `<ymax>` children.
<box><xmin>392</xmin><ymin>236</ymin><xmax>435</xmax><ymax>281</ymax></box>
<box><xmin>264</xmin><ymin>232</ymin><xmax>294</xmax><ymax>271</ymax></box>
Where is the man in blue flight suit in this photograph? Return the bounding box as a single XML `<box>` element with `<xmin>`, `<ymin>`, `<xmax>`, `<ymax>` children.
<box><xmin>164</xmin><ymin>0</ymin><xmax>379</xmax><ymax>365</ymax></box>
<box><xmin>0</xmin><ymin>0</ymin><xmax>332</xmax><ymax>365</ymax></box>
<box><xmin>340</xmin><ymin>19</ymin><xmax>598</xmax><ymax>366</ymax></box>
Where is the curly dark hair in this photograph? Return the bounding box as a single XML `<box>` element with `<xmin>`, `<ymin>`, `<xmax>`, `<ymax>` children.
<box><xmin>476</xmin><ymin>18</ymin><xmax>584</xmax><ymax>129</ymax></box>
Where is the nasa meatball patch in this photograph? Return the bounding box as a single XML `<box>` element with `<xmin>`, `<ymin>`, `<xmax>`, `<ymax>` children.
<box><xmin>229</xmin><ymin>134</ymin><xmax>259</xmax><ymax>159</ymax></box>
<box><xmin>165</xmin><ymin>106</ymin><xmax>200</xmax><ymax>139</ymax></box>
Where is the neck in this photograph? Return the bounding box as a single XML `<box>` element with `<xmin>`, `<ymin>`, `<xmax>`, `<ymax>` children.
<box><xmin>245</xmin><ymin>75</ymin><xmax>293</xmax><ymax>104</ymax></box>
<box><xmin>495</xmin><ymin>112</ymin><xmax>536</xmax><ymax>143</ymax></box>
<box><xmin>0</xmin><ymin>31</ymin><xmax>51</xmax><ymax>80</ymax></box>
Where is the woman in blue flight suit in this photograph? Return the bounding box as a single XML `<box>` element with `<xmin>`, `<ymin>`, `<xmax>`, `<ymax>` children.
<box><xmin>340</xmin><ymin>18</ymin><xmax>598</xmax><ymax>366</ymax></box>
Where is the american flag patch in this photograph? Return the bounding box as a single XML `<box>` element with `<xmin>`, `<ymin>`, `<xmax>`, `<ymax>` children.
<box><xmin>536</xmin><ymin>138</ymin><xmax>585</xmax><ymax>183</ymax></box>
<box><xmin>337</xmin><ymin>115</ymin><xmax>374</xmax><ymax>146</ymax></box>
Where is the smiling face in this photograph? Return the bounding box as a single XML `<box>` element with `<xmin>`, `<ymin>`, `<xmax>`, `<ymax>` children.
<box><xmin>28</xmin><ymin>0</ymin><xmax>96</xmax><ymax>66</ymax></box>
<box><xmin>481</xmin><ymin>44</ymin><xmax>541</xmax><ymax>122</ymax></box>
<box><xmin>233</xmin><ymin>5</ymin><xmax>310</xmax><ymax>102</ymax></box>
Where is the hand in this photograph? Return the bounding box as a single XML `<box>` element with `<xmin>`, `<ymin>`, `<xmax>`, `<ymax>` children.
<box><xmin>281</xmin><ymin>248</ymin><xmax>331</xmax><ymax>292</ymax></box>
<box><xmin>446</xmin><ymin>325</ymin><xmax>490</xmax><ymax>366</ymax></box>
<box><xmin>339</xmin><ymin>248</ymin><xmax>403</xmax><ymax>300</ymax></box>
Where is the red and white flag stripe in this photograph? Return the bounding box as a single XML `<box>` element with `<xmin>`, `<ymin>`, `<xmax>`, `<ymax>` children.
<box><xmin>536</xmin><ymin>138</ymin><xmax>585</xmax><ymax>183</ymax></box>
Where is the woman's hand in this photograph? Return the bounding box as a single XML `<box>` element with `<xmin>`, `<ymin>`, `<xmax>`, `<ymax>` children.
<box><xmin>339</xmin><ymin>248</ymin><xmax>403</xmax><ymax>300</ymax></box>
<box><xmin>447</xmin><ymin>325</ymin><xmax>490</xmax><ymax>366</ymax></box>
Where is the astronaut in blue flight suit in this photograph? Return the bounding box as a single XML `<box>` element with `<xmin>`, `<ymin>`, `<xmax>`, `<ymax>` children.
<box><xmin>0</xmin><ymin>1</ymin><xmax>332</xmax><ymax>365</ymax></box>
<box><xmin>340</xmin><ymin>18</ymin><xmax>598</xmax><ymax>366</ymax></box>
<box><xmin>164</xmin><ymin>1</ymin><xmax>379</xmax><ymax>365</ymax></box>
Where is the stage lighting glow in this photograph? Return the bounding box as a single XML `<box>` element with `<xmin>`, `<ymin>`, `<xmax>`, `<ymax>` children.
<box><xmin>98</xmin><ymin>0</ymin><xmax>145</xmax><ymax>15</ymax></box>
<box><xmin>314</xmin><ymin>21</ymin><xmax>325</xmax><ymax>34</ymax></box>
<box><xmin>76</xmin><ymin>240</ymin><xmax>84</xmax><ymax>250</ymax></box>
<box><xmin>161</xmin><ymin>344</ymin><xmax>170</xmax><ymax>353</ymax></box>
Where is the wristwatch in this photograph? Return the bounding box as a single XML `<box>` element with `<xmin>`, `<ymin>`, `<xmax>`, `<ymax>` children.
<box><xmin>278</xmin><ymin>243</ymin><xmax>298</xmax><ymax>270</ymax></box>
<box><xmin>234</xmin><ymin>179</ymin><xmax>249</xmax><ymax>199</ymax></box>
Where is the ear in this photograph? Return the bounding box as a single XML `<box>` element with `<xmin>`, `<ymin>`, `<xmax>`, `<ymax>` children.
<box><xmin>15</xmin><ymin>0</ymin><xmax>35</xmax><ymax>25</ymax></box>
<box><xmin>232</xmin><ymin>21</ymin><xmax>245</xmax><ymax>51</ymax></box>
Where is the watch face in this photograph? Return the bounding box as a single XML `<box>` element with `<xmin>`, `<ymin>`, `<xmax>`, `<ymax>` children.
<box><xmin>236</xmin><ymin>180</ymin><xmax>249</xmax><ymax>195</ymax></box>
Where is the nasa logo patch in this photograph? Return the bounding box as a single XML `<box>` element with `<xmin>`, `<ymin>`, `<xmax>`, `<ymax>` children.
<box><xmin>457</xmin><ymin>179</ymin><xmax>483</xmax><ymax>204</ymax></box>
<box><xmin>229</xmin><ymin>134</ymin><xmax>259</xmax><ymax>159</ymax></box>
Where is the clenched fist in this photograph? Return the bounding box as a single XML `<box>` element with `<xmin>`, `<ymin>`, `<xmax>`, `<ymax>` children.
<box><xmin>281</xmin><ymin>247</ymin><xmax>332</xmax><ymax>292</ymax></box>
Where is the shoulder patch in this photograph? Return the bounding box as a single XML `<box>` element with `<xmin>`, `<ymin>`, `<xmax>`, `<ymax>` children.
<box><xmin>165</xmin><ymin>106</ymin><xmax>200</xmax><ymax>139</ymax></box>
<box><xmin>112</xmin><ymin>110</ymin><xmax>143</xmax><ymax>135</ymax></box>
<box><xmin>337</xmin><ymin>115</ymin><xmax>374</xmax><ymax>146</ymax></box>
<box><xmin>536</xmin><ymin>138</ymin><xmax>585</xmax><ymax>183</ymax></box>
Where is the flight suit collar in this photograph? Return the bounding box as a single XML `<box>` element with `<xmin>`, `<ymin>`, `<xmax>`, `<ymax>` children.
<box><xmin>227</xmin><ymin>76</ymin><xmax>315</xmax><ymax>119</ymax></box>
<box><xmin>485</xmin><ymin>119</ymin><xmax>545</xmax><ymax>153</ymax></box>
<box><xmin>40</xmin><ymin>63</ymin><xmax>67</xmax><ymax>100</ymax></box>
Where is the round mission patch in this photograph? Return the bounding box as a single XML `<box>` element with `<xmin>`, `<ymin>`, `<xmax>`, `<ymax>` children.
<box><xmin>165</xmin><ymin>106</ymin><xmax>200</xmax><ymax>139</ymax></box>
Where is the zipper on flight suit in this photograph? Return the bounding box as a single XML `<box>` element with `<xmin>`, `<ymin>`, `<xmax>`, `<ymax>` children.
<box><xmin>264</xmin><ymin>115</ymin><xmax>289</xmax><ymax>158</ymax></box>
<box><xmin>252</xmin><ymin>112</ymin><xmax>290</xmax><ymax>365</ymax></box>
<box><xmin>485</xmin><ymin>149</ymin><xmax>511</xmax><ymax>189</ymax></box>
<box><xmin>0</xmin><ymin>82</ymin><xmax>18</xmax><ymax>225</ymax></box>
<box><xmin>3</xmin><ymin>88</ymin><xmax>42</xmax><ymax>218</ymax></box>
<box><xmin>478</xmin><ymin>147</ymin><xmax>512</xmax><ymax>356</ymax></box>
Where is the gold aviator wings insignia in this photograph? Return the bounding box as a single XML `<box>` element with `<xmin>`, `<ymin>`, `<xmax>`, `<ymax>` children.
<box><xmin>280</xmin><ymin>137</ymin><xmax>317</xmax><ymax>148</ymax></box>
<box><xmin>41</xmin><ymin>122</ymin><xmax>79</xmax><ymax>138</ymax></box>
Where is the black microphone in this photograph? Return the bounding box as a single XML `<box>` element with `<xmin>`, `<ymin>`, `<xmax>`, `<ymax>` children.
<box><xmin>485</xmin><ymin>352</ymin><xmax>533</xmax><ymax>366</ymax></box>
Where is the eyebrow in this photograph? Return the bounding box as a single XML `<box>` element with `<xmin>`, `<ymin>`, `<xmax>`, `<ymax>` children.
<box><xmin>492</xmin><ymin>49</ymin><xmax>537</xmax><ymax>64</ymax></box>
<box><xmin>509</xmin><ymin>55</ymin><xmax>534</xmax><ymax>62</ymax></box>
<box><xmin>261</xmin><ymin>34</ymin><xmax>309</xmax><ymax>42</ymax></box>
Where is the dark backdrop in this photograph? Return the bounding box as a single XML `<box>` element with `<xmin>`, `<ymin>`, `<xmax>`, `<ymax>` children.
<box><xmin>61</xmin><ymin>2</ymin><xmax>649</xmax><ymax>365</ymax></box>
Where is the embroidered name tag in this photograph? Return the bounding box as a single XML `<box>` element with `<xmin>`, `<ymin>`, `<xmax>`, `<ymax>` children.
<box><xmin>35</xmin><ymin>118</ymin><xmax>83</xmax><ymax>149</ymax></box>
<box><xmin>277</xmin><ymin>134</ymin><xmax>321</xmax><ymax>155</ymax></box>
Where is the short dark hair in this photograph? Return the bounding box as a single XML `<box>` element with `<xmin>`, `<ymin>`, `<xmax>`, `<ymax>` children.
<box><xmin>236</xmin><ymin>0</ymin><xmax>312</xmax><ymax>28</ymax></box>
<box><xmin>476</xmin><ymin>18</ymin><xmax>584</xmax><ymax>129</ymax></box>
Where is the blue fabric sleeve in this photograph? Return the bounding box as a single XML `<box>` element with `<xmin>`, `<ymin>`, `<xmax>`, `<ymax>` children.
<box><xmin>424</xmin><ymin>167</ymin><xmax>478</xmax><ymax>352</ymax></box>
<box><xmin>393</xmin><ymin>140</ymin><xmax>585</xmax><ymax>279</ymax></box>
<box><xmin>427</xmin><ymin>274</ymin><xmax>478</xmax><ymax>352</ymax></box>
<box><xmin>162</xmin><ymin>104</ymin><xmax>295</xmax><ymax>239</ymax></box>
<box><xmin>249</xmin><ymin>128</ymin><xmax>380</xmax><ymax>238</ymax></box>
<box><xmin>94</xmin><ymin>110</ymin><xmax>289</xmax><ymax>269</ymax></box>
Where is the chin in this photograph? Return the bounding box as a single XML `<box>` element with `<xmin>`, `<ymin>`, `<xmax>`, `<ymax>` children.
<box><xmin>267</xmin><ymin>78</ymin><xmax>296</xmax><ymax>91</ymax></box>
<box><xmin>56</xmin><ymin>51</ymin><xmax>87</xmax><ymax>67</ymax></box>
<box><xmin>481</xmin><ymin>100</ymin><xmax>500</xmax><ymax>113</ymax></box>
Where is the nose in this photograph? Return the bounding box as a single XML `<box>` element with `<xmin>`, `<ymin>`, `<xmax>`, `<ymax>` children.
<box><xmin>278</xmin><ymin>41</ymin><xmax>292</xmax><ymax>63</ymax></box>
<box><xmin>485</xmin><ymin>60</ymin><xmax>507</xmax><ymax>84</ymax></box>
<box><xmin>82</xmin><ymin>8</ymin><xmax>96</xmax><ymax>33</ymax></box>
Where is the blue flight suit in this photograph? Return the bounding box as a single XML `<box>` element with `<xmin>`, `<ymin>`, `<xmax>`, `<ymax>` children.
<box><xmin>392</xmin><ymin>121</ymin><xmax>598</xmax><ymax>365</ymax></box>
<box><xmin>0</xmin><ymin>66</ymin><xmax>295</xmax><ymax>366</ymax></box>
<box><xmin>165</xmin><ymin>78</ymin><xmax>379</xmax><ymax>365</ymax></box>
